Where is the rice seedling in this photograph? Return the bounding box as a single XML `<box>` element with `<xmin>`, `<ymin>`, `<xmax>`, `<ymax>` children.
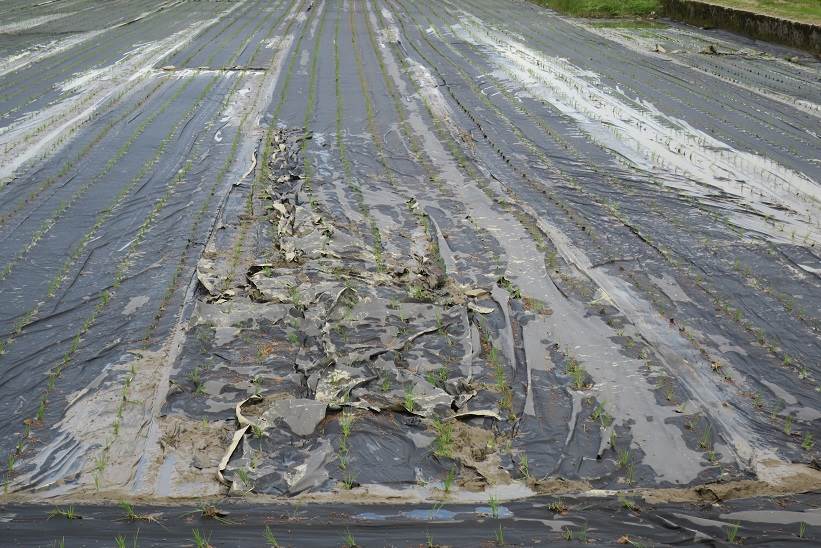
<box><xmin>699</xmin><ymin>424</ymin><xmax>712</xmax><ymax>450</ymax></box>
<box><xmin>442</xmin><ymin>466</ymin><xmax>456</xmax><ymax>493</ymax></box>
<box><xmin>547</xmin><ymin>499</ymin><xmax>568</xmax><ymax>513</ymax></box>
<box><xmin>192</xmin><ymin>529</ymin><xmax>212</xmax><ymax>548</ymax></box>
<box><xmin>343</xmin><ymin>528</ymin><xmax>357</xmax><ymax>547</ymax></box>
<box><xmin>619</xmin><ymin>495</ymin><xmax>639</xmax><ymax>511</ymax></box>
<box><xmin>495</xmin><ymin>524</ymin><xmax>505</xmax><ymax>545</ymax></box>
<box><xmin>118</xmin><ymin>501</ymin><xmax>157</xmax><ymax>523</ymax></box>
<box><xmin>264</xmin><ymin>525</ymin><xmax>280</xmax><ymax>547</ymax></box>
<box><xmin>342</xmin><ymin>469</ymin><xmax>356</xmax><ymax>490</ymax></box>
<box><xmin>184</xmin><ymin>503</ymin><xmax>234</xmax><ymax>525</ymax></box>
<box><xmin>497</xmin><ymin>276</ymin><xmax>521</xmax><ymax>299</ymax></box>
<box><xmin>48</xmin><ymin>506</ymin><xmax>79</xmax><ymax>520</ymax></box>
<box><xmin>236</xmin><ymin>468</ymin><xmax>254</xmax><ymax>494</ymax></box>
<box><xmin>518</xmin><ymin>453</ymin><xmax>530</xmax><ymax>479</ymax></box>
<box><xmin>726</xmin><ymin>522</ymin><xmax>740</xmax><ymax>543</ymax></box>
<box><xmin>340</xmin><ymin>411</ymin><xmax>354</xmax><ymax>440</ymax></box>
<box><xmin>188</xmin><ymin>367</ymin><xmax>205</xmax><ymax>396</ymax></box>
<box><xmin>802</xmin><ymin>432</ymin><xmax>814</xmax><ymax>451</ymax></box>
<box><xmin>591</xmin><ymin>401</ymin><xmax>606</xmax><ymax>422</ymax></box>
<box><xmin>784</xmin><ymin>415</ymin><xmax>793</xmax><ymax>436</ymax></box>
<box><xmin>617</xmin><ymin>448</ymin><xmax>631</xmax><ymax>468</ymax></box>
<box><xmin>286</xmin><ymin>283</ymin><xmax>303</xmax><ymax>308</ymax></box>
<box><xmin>489</xmin><ymin>495</ymin><xmax>500</xmax><ymax>518</ymax></box>
<box><xmin>432</xmin><ymin>418</ymin><xmax>454</xmax><ymax>457</ymax></box>
<box><xmin>565</xmin><ymin>355</ymin><xmax>589</xmax><ymax>390</ymax></box>
<box><xmin>563</xmin><ymin>525</ymin><xmax>588</xmax><ymax>542</ymax></box>
<box><xmin>626</xmin><ymin>463</ymin><xmax>636</xmax><ymax>485</ymax></box>
<box><xmin>425</xmin><ymin>367</ymin><xmax>449</xmax><ymax>389</ymax></box>
<box><xmin>404</xmin><ymin>388</ymin><xmax>416</xmax><ymax>413</ymax></box>
<box><xmin>251</xmin><ymin>376</ymin><xmax>263</xmax><ymax>397</ymax></box>
<box><xmin>114</xmin><ymin>530</ymin><xmax>140</xmax><ymax>548</ymax></box>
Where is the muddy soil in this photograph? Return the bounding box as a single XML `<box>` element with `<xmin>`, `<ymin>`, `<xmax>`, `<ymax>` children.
<box><xmin>0</xmin><ymin>0</ymin><xmax>819</xmax><ymax>545</ymax></box>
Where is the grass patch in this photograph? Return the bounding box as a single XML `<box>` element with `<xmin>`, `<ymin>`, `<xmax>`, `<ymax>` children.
<box><xmin>533</xmin><ymin>0</ymin><xmax>660</xmax><ymax>18</ymax></box>
<box><xmin>703</xmin><ymin>0</ymin><xmax>821</xmax><ymax>25</ymax></box>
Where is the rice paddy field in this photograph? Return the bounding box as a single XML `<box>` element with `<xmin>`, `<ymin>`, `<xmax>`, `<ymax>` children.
<box><xmin>0</xmin><ymin>0</ymin><xmax>819</xmax><ymax>545</ymax></box>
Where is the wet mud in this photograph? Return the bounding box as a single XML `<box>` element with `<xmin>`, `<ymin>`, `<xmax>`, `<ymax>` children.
<box><xmin>0</xmin><ymin>0</ymin><xmax>819</xmax><ymax>544</ymax></box>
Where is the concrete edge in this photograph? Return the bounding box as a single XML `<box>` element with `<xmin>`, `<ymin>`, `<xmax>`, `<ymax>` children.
<box><xmin>661</xmin><ymin>0</ymin><xmax>820</xmax><ymax>55</ymax></box>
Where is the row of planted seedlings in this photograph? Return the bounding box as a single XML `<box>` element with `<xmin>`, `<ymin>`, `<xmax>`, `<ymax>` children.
<box><xmin>458</xmin><ymin>0</ymin><xmax>819</xmax><ymax>244</ymax></box>
<box><xmin>299</xmin><ymin>0</ymin><xmax>331</xmax><ymax>209</ymax></box>
<box><xmin>88</xmin><ymin>5</ymin><xmax>298</xmax><ymax>491</ymax></box>
<box><xmin>141</xmin><ymin>0</ymin><xmax>295</xmax><ymax>342</ymax></box>
<box><xmin>0</xmin><ymin>0</ymin><xmax>224</xmax><ymax>100</ymax></box>
<box><xmin>466</xmin><ymin>0</ymin><xmax>821</xmax><ymax>233</ymax></box>
<box><xmin>220</xmin><ymin>0</ymin><xmax>313</xmax><ymax>291</ymax></box>
<box><xmin>333</xmin><ymin>0</ymin><xmax>385</xmax><ymax>270</ymax></box>
<box><xmin>434</xmin><ymin>0</ymin><xmax>821</xmax><ymax>348</ymax></box>
<box><xmin>0</xmin><ymin>0</ymin><xmax>274</xmax><ymax>351</ymax></box>
<box><xmin>0</xmin><ymin>0</ymin><xmax>258</xmax><ymax>209</ymax></box>
<box><xmin>159</xmin><ymin>0</ymin><xmax>262</xmax><ymax>68</ymax></box>
<box><xmin>0</xmin><ymin>0</ymin><xmax>215</xmax><ymax>133</ymax></box>
<box><xmin>88</xmin><ymin>0</ymin><xmax>302</xmax><ymax>492</ymax></box>
<box><xmin>0</xmin><ymin>74</ymin><xmax>200</xmax><ymax>355</ymax></box>
<box><xmin>1</xmin><ymin>59</ymin><xmax>240</xmax><ymax>490</ymax></box>
<box><xmin>362</xmin><ymin>0</ymin><xmax>503</xmax><ymax>269</ymax></box>
<box><xmin>320</xmin><ymin>0</ymin><xmax>463</xmax><ymax>490</ymax></box>
<box><xmin>0</xmin><ymin>78</ymin><xmax>163</xmax><ymax>222</ymax></box>
<box><xmin>440</xmin><ymin>0</ymin><xmax>819</xmax><ymax>236</ymax></box>
<box><xmin>468</xmin><ymin>0</ymin><xmax>821</xmax><ymax>171</ymax></box>
<box><xmin>366</xmin><ymin>0</ymin><xmax>661</xmax><ymax>486</ymax></box>
<box><xmin>0</xmin><ymin>0</ymin><xmax>257</xmax><ymax>172</ymax></box>
<box><xmin>210</xmin><ymin>0</ymin><xmax>520</xmax><ymax>495</ymax></box>
<box><xmin>423</xmin><ymin>0</ymin><xmax>809</xmax><ymax>444</ymax></box>
<box><xmin>382</xmin><ymin>0</ymin><xmax>738</xmax><ymax>478</ymax></box>
<box><xmin>390</xmin><ymin>0</ymin><xmax>817</xmax><ymax>451</ymax></box>
<box><xmin>451</xmin><ymin>0</ymin><xmax>821</xmax><ymax>365</ymax></box>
